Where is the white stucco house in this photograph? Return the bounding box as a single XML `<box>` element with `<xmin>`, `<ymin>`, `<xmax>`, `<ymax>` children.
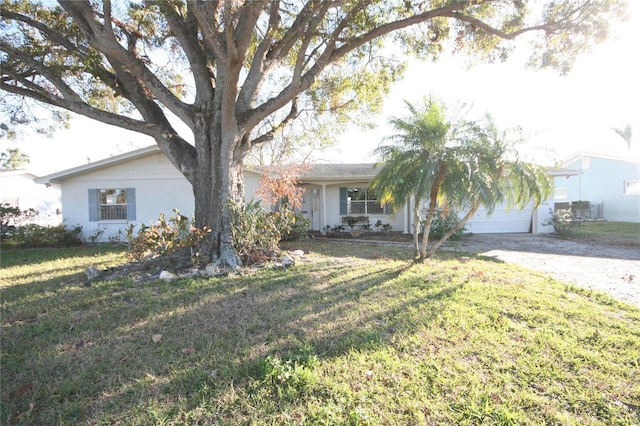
<box><xmin>553</xmin><ymin>152</ymin><xmax>640</xmax><ymax>223</ymax></box>
<box><xmin>35</xmin><ymin>145</ymin><xmax>573</xmax><ymax>241</ymax></box>
<box><xmin>1</xmin><ymin>169</ymin><xmax>61</xmax><ymax>226</ymax></box>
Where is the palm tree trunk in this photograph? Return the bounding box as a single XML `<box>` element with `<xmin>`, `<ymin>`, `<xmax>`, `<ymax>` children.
<box><xmin>425</xmin><ymin>199</ymin><xmax>482</xmax><ymax>258</ymax></box>
<box><xmin>419</xmin><ymin>165</ymin><xmax>445</xmax><ymax>259</ymax></box>
<box><xmin>412</xmin><ymin>198</ymin><xmax>421</xmax><ymax>257</ymax></box>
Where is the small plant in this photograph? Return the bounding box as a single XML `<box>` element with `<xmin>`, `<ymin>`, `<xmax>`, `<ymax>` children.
<box><xmin>361</xmin><ymin>223</ymin><xmax>371</xmax><ymax>231</ymax></box>
<box><xmin>260</xmin><ymin>354</ymin><xmax>318</xmax><ymax>399</ymax></box>
<box><xmin>8</xmin><ymin>223</ymin><xmax>83</xmax><ymax>247</ymax></box>
<box><xmin>127</xmin><ymin>209</ymin><xmax>210</xmax><ymax>263</ymax></box>
<box><xmin>0</xmin><ymin>203</ymin><xmax>38</xmax><ymax>238</ymax></box>
<box><xmin>331</xmin><ymin>224</ymin><xmax>345</xmax><ymax>232</ymax></box>
<box><xmin>543</xmin><ymin>208</ymin><xmax>582</xmax><ymax>237</ymax></box>
<box><xmin>428</xmin><ymin>208</ymin><xmax>466</xmax><ymax>241</ymax></box>
<box><xmin>88</xmin><ymin>227</ymin><xmax>105</xmax><ymax>243</ymax></box>
<box><xmin>374</xmin><ymin>219</ymin><xmax>383</xmax><ymax>231</ymax></box>
<box><xmin>382</xmin><ymin>223</ymin><xmax>392</xmax><ymax>232</ymax></box>
<box><xmin>229</xmin><ymin>200</ymin><xmax>297</xmax><ymax>264</ymax></box>
<box><xmin>324</xmin><ymin>225</ymin><xmax>331</xmax><ymax>234</ymax></box>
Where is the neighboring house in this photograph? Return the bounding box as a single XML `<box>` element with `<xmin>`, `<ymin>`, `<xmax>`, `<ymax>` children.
<box><xmin>553</xmin><ymin>152</ymin><xmax>640</xmax><ymax>223</ymax></box>
<box><xmin>35</xmin><ymin>145</ymin><xmax>572</xmax><ymax>241</ymax></box>
<box><xmin>0</xmin><ymin>169</ymin><xmax>61</xmax><ymax>226</ymax></box>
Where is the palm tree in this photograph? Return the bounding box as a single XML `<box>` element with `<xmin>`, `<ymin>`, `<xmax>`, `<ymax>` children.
<box><xmin>611</xmin><ymin>124</ymin><xmax>633</xmax><ymax>149</ymax></box>
<box><xmin>371</xmin><ymin>98</ymin><xmax>552</xmax><ymax>260</ymax></box>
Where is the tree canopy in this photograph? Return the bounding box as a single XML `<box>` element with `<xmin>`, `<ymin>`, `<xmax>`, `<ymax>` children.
<box><xmin>371</xmin><ymin>97</ymin><xmax>552</xmax><ymax>259</ymax></box>
<box><xmin>0</xmin><ymin>0</ymin><xmax>627</xmax><ymax>267</ymax></box>
<box><xmin>0</xmin><ymin>147</ymin><xmax>30</xmax><ymax>170</ymax></box>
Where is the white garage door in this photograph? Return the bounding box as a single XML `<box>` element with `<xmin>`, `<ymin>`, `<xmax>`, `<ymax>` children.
<box><xmin>465</xmin><ymin>203</ymin><xmax>533</xmax><ymax>234</ymax></box>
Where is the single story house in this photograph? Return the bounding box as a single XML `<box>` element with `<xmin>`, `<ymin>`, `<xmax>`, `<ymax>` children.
<box><xmin>35</xmin><ymin>145</ymin><xmax>574</xmax><ymax>241</ymax></box>
<box><xmin>1</xmin><ymin>169</ymin><xmax>61</xmax><ymax>226</ymax></box>
<box><xmin>553</xmin><ymin>152</ymin><xmax>640</xmax><ymax>223</ymax></box>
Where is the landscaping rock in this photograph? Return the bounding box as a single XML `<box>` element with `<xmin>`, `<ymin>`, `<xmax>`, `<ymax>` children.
<box><xmin>281</xmin><ymin>254</ymin><xmax>295</xmax><ymax>268</ymax></box>
<box><xmin>289</xmin><ymin>249</ymin><xmax>305</xmax><ymax>257</ymax></box>
<box><xmin>85</xmin><ymin>266</ymin><xmax>102</xmax><ymax>280</ymax></box>
<box><xmin>159</xmin><ymin>270</ymin><xmax>178</xmax><ymax>281</ymax></box>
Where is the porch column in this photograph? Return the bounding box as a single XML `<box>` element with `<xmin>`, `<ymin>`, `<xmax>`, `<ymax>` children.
<box><xmin>321</xmin><ymin>183</ymin><xmax>327</xmax><ymax>233</ymax></box>
<box><xmin>403</xmin><ymin>200</ymin><xmax>410</xmax><ymax>234</ymax></box>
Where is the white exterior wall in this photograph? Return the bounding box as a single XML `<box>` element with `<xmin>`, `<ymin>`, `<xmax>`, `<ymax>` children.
<box><xmin>0</xmin><ymin>172</ymin><xmax>62</xmax><ymax>226</ymax></box>
<box><xmin>323</xmin><ymin>184</ymin><xmax>403</xmax><ymax>232</ymax></box>
<box><xmin>60</xmin><ymin>153</ymin><xmax>193</xmax><ymax>242</ymax></box>
<box><xmin>555</xmin><ymin>156</ymin><xmax>640</xmax><ymax>223</ymax></box>
<box><xmin>59</xmin><ymin>154</ymin><xmax>271</xmax><ymax>242</ymax></box>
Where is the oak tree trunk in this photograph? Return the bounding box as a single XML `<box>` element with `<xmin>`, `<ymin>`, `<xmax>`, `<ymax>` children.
<box><xmin>190</xmin><ymin>110</ymin><xmax>246</xmax><ymax>270</ymax></box>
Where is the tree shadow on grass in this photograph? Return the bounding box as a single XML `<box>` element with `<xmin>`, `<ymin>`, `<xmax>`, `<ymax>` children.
<box><xmin>1</xmin><ymin>246</ymin><xmax>468</xmax><ymax>424</ymax></box>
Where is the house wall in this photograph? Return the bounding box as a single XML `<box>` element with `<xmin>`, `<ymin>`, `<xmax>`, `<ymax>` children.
<box><xmin>59</xmin><ymin>153</ymin><xmax>267</xmax><ymax>242</ymax></box>
<box><xmin>1</xmin><ymin>172</ymin><xmax>61</xmax><ymax>226</ymax></box>
<box><xmin>555</xmin><ymin>156</ymin><xmax>640</xmax><ymax>223</ymax></box>
<box><xmin>60</xmin><ymin>153</ymin><xmax>193</xmax><ymax>241</ymax></box>
<box><xmin>323</xmin><ymin>183</ymin><xmax>403</xmax><ymax>232</ymax></box>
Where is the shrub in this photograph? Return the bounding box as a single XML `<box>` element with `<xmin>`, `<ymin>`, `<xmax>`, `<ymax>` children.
<box><xmin>9</xmin><ymin>223</ymin><xmax>82</xmax><ymax>247</ymax></box>
<box><xmin>425</xmin><ymin>208</ymin><xmax>466</xmax><ymax>241</ymax></box>
<box><xmin>543</xmin><ymin>208</ymin><xmax>582</xmax><ymax>236</ymax></box>
<box><xmin>0</xmin><ymin>203</ymin><xmax>38</xmax><ymax>238</ymax></box>
<box><xmin>282</xmin><ymin>213</ymin><xmax>310</xmax><ymax>241</ymax></box>
<box><xmin>230</xmin><ymin>200</ymin><xmax>308</xmax><ymax>264</ymax></box>
<box><xmin>126</xmin><ymin>210</ymin><xmax>209</xmax><ymax>263</ymax></box>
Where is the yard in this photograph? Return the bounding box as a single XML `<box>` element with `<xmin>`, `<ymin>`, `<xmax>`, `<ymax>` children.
<box><xmin>1</xmin><ymin>238</ymin><xmax>639</xmax><ymax>425</ymax></box>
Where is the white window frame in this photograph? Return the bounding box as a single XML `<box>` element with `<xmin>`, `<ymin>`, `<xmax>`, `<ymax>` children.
<box><xmin>624</xmin><ymin>180</ymin><xmax>640</xmax><ymax>195</ymax></box>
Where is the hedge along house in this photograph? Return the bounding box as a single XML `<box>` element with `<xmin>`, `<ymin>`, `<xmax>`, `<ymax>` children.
<box><xmin>35</xmin><ymin>145</ymin><xmax>574</xmax><ymax>242</ymax></box>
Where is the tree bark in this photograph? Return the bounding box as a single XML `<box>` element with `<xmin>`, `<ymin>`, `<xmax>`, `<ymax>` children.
<box><xmin>191</xmin><ymin>110</ymin><xmax>245</xmax><ymax>270</ymax></box>
<box><xmin>419</xmin><ymin>165</ymin><xmax>446</xmax><ymax>259</ymax></box>
<box><xmin>412</xmin><ymin>198</ymin><xmax>421</xmax><ymax>258</ymax></box>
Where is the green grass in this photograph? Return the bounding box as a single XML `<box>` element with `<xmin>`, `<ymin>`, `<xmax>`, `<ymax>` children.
<box><xmin>1</xmin><ymin>242</ymin><xmax>639</xmax><ymax>425</ymax></box>
<box><xmin>571</xmin><ymin>221</ymin><xmax>640</xmax><ymax>248</ymax></box>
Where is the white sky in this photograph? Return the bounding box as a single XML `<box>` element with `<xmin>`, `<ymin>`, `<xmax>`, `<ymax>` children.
<box><xmin>5</xmin><ymin>2</ymin><xmax>639</xmax><ymax>175</ymax></box>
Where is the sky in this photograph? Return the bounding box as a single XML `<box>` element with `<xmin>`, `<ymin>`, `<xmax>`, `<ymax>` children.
<box><xmin>4</xmin><ymin>2</ymin><xmax>639</xmax><ymax>176</ymax></box>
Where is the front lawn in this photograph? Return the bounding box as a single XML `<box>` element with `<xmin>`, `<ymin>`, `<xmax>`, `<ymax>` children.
<box><xmin>572</xmin><ymin>221</ymin><xmax>640</xmax><ymax>248</ymax></box>
<box><xmin>1</xmin><ymin>243</ymin><xmax>639</xmax><ymax>425</ymax></box>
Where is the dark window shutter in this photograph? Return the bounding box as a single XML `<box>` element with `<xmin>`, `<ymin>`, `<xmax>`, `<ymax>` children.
<box><xmin>126</xmin><ymin>188</ymin><xmax>136</xmax><ymax>220</ymax></box>
<box><xmin>339</xmin><ymin>187</ymin><xmax>347</xmax><ymax>215</ymax></box>
<box><xmin>88</xmin><ymin>189</ymin><xmax>99</xmax><ymax>221</ymax></box>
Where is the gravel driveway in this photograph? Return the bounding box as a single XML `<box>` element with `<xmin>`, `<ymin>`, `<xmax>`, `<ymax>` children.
<box><xmin>444</xmin><ymin>234</ymin><xmax>640</xmax><ymax>308</ymax></box>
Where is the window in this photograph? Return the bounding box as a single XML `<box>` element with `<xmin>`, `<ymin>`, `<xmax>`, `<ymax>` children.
<box><xmin>340</xmin><ymin>187</ymin><xmax>384</xmax><ymax>215</ymax></box>
<box><xmin>89</xmin><ymin>188</ymin><xmax>136</xmax><ymax>221</ymax></box>
<box><xmin>624</xmin><ymin>180</ymin><xmax>640</xmax><ymax>195</ymax></box>
<box><xmin>554</xmin><ymin>187</ymin><xmax>568</xmax><ymax>200</ymax></box>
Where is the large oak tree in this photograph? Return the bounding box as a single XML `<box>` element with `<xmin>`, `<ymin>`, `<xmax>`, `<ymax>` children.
<box><xmin>0</xmin><ymin>0</ymin><xmax>627</xmax><ymax>267</ymax></box>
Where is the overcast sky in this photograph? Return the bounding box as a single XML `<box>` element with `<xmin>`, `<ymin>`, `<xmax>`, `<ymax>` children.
<box><xmin>5</xmin><ymin>2</ymin><xmax>639</xmax><ymax>176</ymax></box>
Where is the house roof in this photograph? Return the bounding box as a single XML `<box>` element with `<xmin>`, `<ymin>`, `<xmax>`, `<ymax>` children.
<box><xmin>34</xmin><ymin>143</ymin><xmax>578</xmax><ymax>185</ymax></box>
<box><xmin>0</xmin><ymin>169</ymin><xmax>38</xmax><ymax>179</ymax></box>
<box><xmin>35</xmin><ymin>145</ymin><xmax>160</xmax><ymax>184</ymax></box>
<box><xmin>561</xmin><ymin>151</ymin><xmax>640</xmax><ymax>167</ymax></box>
<box><xmin>300</xmin><ymin>163</ymin><xmax>380</xmax><ymax>181</ymax></box>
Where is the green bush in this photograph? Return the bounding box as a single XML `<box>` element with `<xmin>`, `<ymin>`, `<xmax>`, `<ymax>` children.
<box><xmin>230</xmin><ymin>200</ymin><xmax>308</xmax><ymax>264</ymax></box>
<box><xmin>8</xmin><ymin>223</ymin><xmax>82</xmax><ymax>247</ymax></box>
<box><xmin>426</xmin><ymin>208</ymin><xmax>466</xmax><ymax>241</ymax></box>
<box><xmin>1</xmin><ymin>203</ymin><xmax>38</xmax><ymax>238</ymax></box>
<box><xmin>282</xmin><ymin>213</ymin><xmax>310</xmax><ymax>241</ymax></box>
<box><xmin>126</xmin><ymin>210</ymin><xmax>209</xmax><ymax>263</ymax></box>
<box><xmin>543</xmin><ymin>208</ymin><xmax>582</xmax><ymax>236</ymax></box>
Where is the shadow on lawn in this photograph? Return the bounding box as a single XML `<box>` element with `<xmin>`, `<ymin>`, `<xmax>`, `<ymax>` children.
<box><xmin>1</xmin><ymin>244</ymin><xmax>465</xmax><ymax>424</ymax></box>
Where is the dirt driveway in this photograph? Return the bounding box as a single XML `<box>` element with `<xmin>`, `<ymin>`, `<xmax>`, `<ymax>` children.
<box><xmin>443</xmin><ymin>234</ymin><xmax>640</xmax><ymax>308</ymax></box>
